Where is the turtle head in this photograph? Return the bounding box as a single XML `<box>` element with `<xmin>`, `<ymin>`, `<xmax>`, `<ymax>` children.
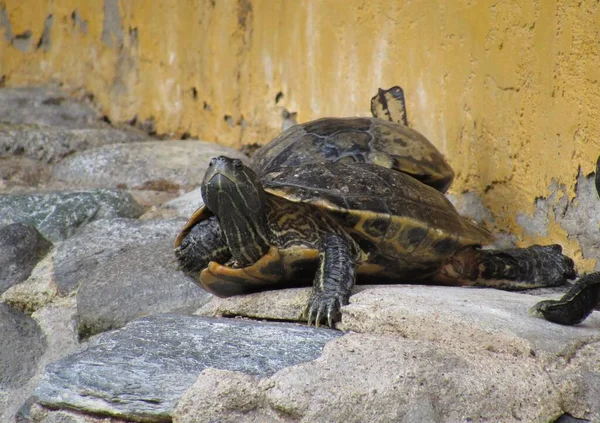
<box><xmin>201</xmin><ymin>156</ymin><xmax>271</xmax><ymax>266</ymax></box>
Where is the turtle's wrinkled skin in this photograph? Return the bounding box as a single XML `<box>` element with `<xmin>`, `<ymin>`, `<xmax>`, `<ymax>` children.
<box><xmin>530</xmin><ymin>156</ymin><xmax>600</xmax><ymax>325</ymax></box>
<box><xmin>251</xmin><ymin>86</ymin><xmax>454</xmax><ymax>193</ymax></box>
<box><xmin>176</xmin><ymin>156</ymin><xmax>576</xmax><ymax>327</ymax></box>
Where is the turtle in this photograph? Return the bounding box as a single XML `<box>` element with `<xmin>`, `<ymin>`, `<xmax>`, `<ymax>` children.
<box><xmin>250</xmin><ymin>85</ymin><xmax>454</xmax><ymax>193</ymax></box>
<box><xmin>175</xmin><ymin>156</ymin><xmax>576</xmax><ymax>327</ymax></box>
<box><xmin>175</xmin><ymin>86</ymin><xmax>456</xmax><ymax>286</ymax></box>
<box><xmin>530</xmin><ymin>155</ymin><xmax>600</xmax><ymax>325</ymax></box>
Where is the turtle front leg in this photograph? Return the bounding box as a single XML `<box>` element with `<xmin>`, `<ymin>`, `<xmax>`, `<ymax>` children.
<box><xmin>175</xmin><ymin>216</ymin><xmax>232</xmax><ymax>274</ymax></box>
<box><xmin>439</xmin><ymin>244</ymin><xmax>576</xmax><ymax>289</ymax></box>
<box><xmin>304</xmin><ymin>233</ymin><xmax>356</xmax><ymax>328</ymax></box>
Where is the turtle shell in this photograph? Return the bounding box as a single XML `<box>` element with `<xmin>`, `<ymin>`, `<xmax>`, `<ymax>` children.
<box><xmin>192</xmin><ymin>161</ymin><xmax>492</xmax><ymax>298</ymax></box>
<box><xmin>263</xmin><ymin>162</ymin><xmax>493</xmax><ymax>263</ymax></box>
<box><xmin>251</xmin><ymin>117</ymin><xmax>454</xmax><ymax>192</ymax></box>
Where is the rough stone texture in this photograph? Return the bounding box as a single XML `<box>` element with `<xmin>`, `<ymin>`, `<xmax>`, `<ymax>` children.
<box><xmin>0</xmin><ymin>124</ymin><xmax>149</xmax><ymax>163</ymax></box>
<box><xmin>1</xmin><ymin>297</ymin><xmax>80</xmax><ymax>423</ymax></box>
<box><xmin>196</xmin><ymin>288</ymin><xmax>311</xmax><ymax>322</ymax></box>
<box><xmin>0</xmin><ymin>303</ymin><xmax>46</xmax><ymax>395</ymax></box>
<box><xmin>35</xmin><ymin>314</ymin><xmax>342</xmax><ymax>421</ymax></box>
<box><xmin>163</xmin><ymin>187</ymin><xmax>203</xmax><ymax>217</ymax></box>
<box><xmin>51</xmin><ymin>140</ymin><xmax>248</xmax><ymax>190</ymax></box>
<box><xmin>0</xmin><ymin>156</ymin><xmax>52</xmax><ymax>189</ymax></box>
<box><xmin>0</xmin><ymin>87</ymin><xmax>104</xmax><ymax>128</ymax></box>
<box><xmin>76</xmin><ymin>241</ymin><xmax>211</xmax><ymax>338</ymax></box>
<box><xmin>174</xmin><ymin>334</ymin><xmax>563</xmax><ymax>423</ymax></box>
<box><xmin>53</xmin><ymin>218</ymin><xmax>185</xmax><ymax>295</ymax></box>
<box><xmin>0</xmin><ymin>223</ymin><xmax>52</xmax><ymax>295</ymax></box>
<box><xmin>0</xmin><ymin>189</ymin><xmax>144</xmax><ymax>242</ymax></box>
<box><xmin>1</xmin><ymin>249</ymin><xmax>57</xmax><ymax>314</ymax></box>
<box><xmin>26</xmin><ymin>405</ymin><xmax>133</xmax><ymax>423</ymax></box>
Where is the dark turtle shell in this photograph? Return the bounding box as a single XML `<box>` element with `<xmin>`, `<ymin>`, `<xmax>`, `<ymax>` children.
<box><xmin>251</xmin><ymin>117</ymin><xmax>454</xmax><ymax>192</ymax></box>
<box><xmin>192</xmin><ymin>161</ymin><xmax>492</xmax><ymax>298</ymax></box>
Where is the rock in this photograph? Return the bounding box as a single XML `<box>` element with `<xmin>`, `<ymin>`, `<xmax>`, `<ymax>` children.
<box><xmin>0</xmin><ymin>156</ymin><xmax>52</xmax><ymax>190</ymax></box>
<box><xmin>174</xmin><ymin>369</ymin><xmax>275</xmax><ymax>423</ymax></box>
<box><xmin>53</xmin><ymin>218</ymin><xmax>185</xmax><ymax>295</ymax></box>
<box><xmin>76</xmin><ymin>241</ymin><xmax>211</xmax><ymax>338</ymax></box>
<box><xmin>0</xmin><ymin>189</ymin><xmax>144</xmax><ymax>242</ymax></box>
<box><xmin>2</xmin><ymin>250</ymin><xmax>57</xmax><ymax>314</ymax></box>
<box><xmin>175</xmin><ymin>333</ymin><xmax>568</xmax><ymax>422</ymax></box>
<box><xmin>261</xmin><ymin>334</ymin><xmax>562</xmax><ymax>423</ymax></box>
<box><xmin>1</xmin><ymin>297</ymin><xmax>80</xmax><ymax>423</ymax></box>
<box><xmin>0</xmin><ymin>87</ymin><xmax>104</xmax><ymax>128</ymax></box>
<box><xmin>0</xmin><ymin>303</ymin><xmax>46</xmax><ymax>392</ymax></box>
<box><xmin>164</xmin><ymin>187</ymin><xmax>203</xmax><ymax>217</ymax></box>
<box><xmin>547</xmin><ymin>341</ymin><xmax>600</xmax><ymax>421</ymax></box>
<box><xmin>196</xmin><ymin>288</ymin><xmax>311</xmax><ymax>322</ymax></box>
<box><xmin>0</xmin><ymin>124</ymin><xmax>149</xmax><ymax>163</ymax></box>
<box><xmin>339</xmin><ymin>286</ymin><xmax>600</xmax><ymax>357</ymax></box>
<box><xmin>0</xmin><ymin>223</ymin><xmax>52</xmax><ymax>295</ymax></box>
<box><xmin>35</xmin><ymin>314</ymin><xmax>342</xmax><ymax>421</ymax></box>
<box><xmin>51</xmin><ymin>140</ymin><xmax>249</xmax><ymax>190</ymax></box>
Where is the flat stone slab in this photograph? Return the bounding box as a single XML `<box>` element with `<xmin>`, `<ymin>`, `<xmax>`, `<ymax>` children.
<box><xmin>197</xmin><ymin>285</ymin><xmax>600</xmax><ymax>358</ymax></box>
<box><xmin>164</xmin><ymin>187</ymin><xmax>203</xmax><ymax>217</ymax></box>
<box><xmin>0</xmin><ymin>124</ymin><xmax>149</xmax><ymax>163</ymax></box>
<box><xmin>0</xmin><ymin>189</ymin><xmax>144</xmax><ymax>242</ymax></box>
<box><xmin>51</xmin><ymin>140</ymin><xmax>248</xmax><ymax>190</ymax></box>
<box><xmin>35</xmin><ymin>314</ymin><xmax>341</xmax><ymax>421</ymax></box>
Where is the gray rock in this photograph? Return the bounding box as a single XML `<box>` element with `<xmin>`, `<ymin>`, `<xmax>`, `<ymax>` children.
<box><xmin>0</xmin><ymin>223</ymin><xmax>52</xmax><ymax>295</ymax></box>
<box><xmin>0</xmin><ymin>87</ymin><xmax>103</xmax><ymax>128</ymax></box>
<box><xmin>0</xmin><ymin>189</ymin><xmax>144</xmax><ymax>242</ymax></box>
<box><xmin>76</xmin><ymin>241</ymin><xmax>211</xmax><ymax>338</ymax></box>
<box><xmin>54</xmin><ymin>218</ymin><xmax>185</xmax><ymax>295</ymax></box>
<box><xmin>164</xmin><ymin>186</ymin><xmax>203</xmax><ymax>217</ymax></box>
<box><xmin>0</xmin><ymin>303</ymin><xmax>46</xmax><ymax>390</ymax></box>
<box><xmin>51</xmin><ymin>140</ymin><xmax>249</xmax><ymax>190</ymax></box>
<box><xmin>35</xmin><ymin>314</ymin><xmax>341</xmax><ymax>420</ymax></box>
<box><xmin>1</xmin><ymin>297</ymin><xmax>79</xmax><ymax>423</ymax></box>
<box><xmin>2</xmin><ymin>250</ymin><xmax>58</xmax><ymax>314</ymax></box>
<box><xmin>339</xmin><ymin>286</ymin><xmax>600</xmax><ymax>357</ymax></box>
<box><xmin>0</xmin><ymin>124</ymin><xmax>149</xmax><ymax>164</ymax></box>
<box><xmin>0</xmin><ymin>156</ymin><xmax>52</xmax><ymax>190</ymax></box>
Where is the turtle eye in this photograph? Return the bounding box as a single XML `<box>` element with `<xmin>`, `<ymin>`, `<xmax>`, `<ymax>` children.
<box><xmin>234</xmin><ymin>160</ymin><xmax>243</xmax><ymax>169</ymax></box>
<box><xmin>209</xmin><ymin>158</ymin><xmax>215</xmax><ymax>167</ymax></box>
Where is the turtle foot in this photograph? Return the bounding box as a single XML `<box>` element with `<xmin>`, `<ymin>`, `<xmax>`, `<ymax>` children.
<box><xmin>304</xmin><ymin>291</ymin><xmax>347</xmax><ymax>328</ymax></box>
<box><xmin>530</xmin><ymin>272</ymin><xmax>600</xmax><ymax>325</ymax></box>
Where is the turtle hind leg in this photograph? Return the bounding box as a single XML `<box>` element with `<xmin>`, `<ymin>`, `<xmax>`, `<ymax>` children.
<box><xmin>370</xmin><ymin>86</ymin><xmax>409</xmax><ymax>126</ymax></box>
<box><xmin>304</xmin><ymin>233</ymin><xmax>357</xmax><ymax>328</ymax></box>
<box><xmin>530</xmin><ymin>272</ymin><xmax>600</xmax><ymax>325</ymax></box>
<box><xmin>439</xmin><ymin>244</ymin><xmax>576</xmax><ymax>289</ymax></box>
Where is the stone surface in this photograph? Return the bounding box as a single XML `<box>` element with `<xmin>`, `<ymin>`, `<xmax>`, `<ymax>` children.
<box><xmin>0</xmin><ymin>124</ymin><xmax>149</xmax><ymax>163</ymax></box>
<box><xmin>1</xmin><ymin>249</ymin><xmax>57</xmax><ymax>314</ymax></box>
<box><xmin>163</xmin><ymin>187</ymin><xmax>203</xmax><ymax>217</ymax></box>
<box><xmin>175</xmin><ymin>333</ymin><xmax>567</xmax><ymax>423</ymax></box>
<box><xmin>0</xmin><ymin>189</ymin><xmax>144</xmax><ymax>242</ymax></box>
<box><xmin>0</xmin><ymin>223</ymin><xmax>52</xmax><ymax>294</ymax></box>
<box><xmin>0</xmin><ymin>156</ymin><xmax>52</xmax><ymax>189</ymax></box>
<box><xmin>76</xmin><ymin>241</ymin><xmax>211</xmax><ymax>338</ymax></box>
<box><xmin>1</xmin><ymin>297</ymin><xmax>80</xmax><ymax>423</ymax></box>
<box><xmin>0</xmin><ymin>87</ymin><xmax>104</xmax><ymax>128</ymax></box>
<box><xmin>0</xmin><ymin>303</ymin><xmax>46</xmax><ymax>390</ymax></box>
<box><xmin>51</xmin><ymin>140</ymin><xmax>248</xmax><ymax>190</ymax></box>
<box><xmin>339</xmin><ymin>286</ymin><xmax>600</xmax><ymax>357</ymax></box>
<box><xmin>35</xmin><ymin>314</ymin><xmax>342</xmax><ymax>421</ymax></box>
<box><xmin>53</xmin><ymin>218</ymin><xmax>185</xmax><ymax>295</ymax></box>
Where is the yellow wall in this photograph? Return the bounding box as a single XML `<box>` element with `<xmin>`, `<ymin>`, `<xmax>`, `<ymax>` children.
<box><xmin>2</xmin><ymin>0</ymin><xmax>599</xmax><ymax>269</ymax></box>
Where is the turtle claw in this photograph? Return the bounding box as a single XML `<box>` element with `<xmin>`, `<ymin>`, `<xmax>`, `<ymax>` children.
<box><xmin>304</xmin><ymin>292</ymin><xmax>345</xmax><ymax>328</ymax></box>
